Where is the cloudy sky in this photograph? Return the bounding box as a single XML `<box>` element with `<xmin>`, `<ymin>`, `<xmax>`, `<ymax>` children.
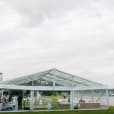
<box><xmin>0</xmin><ymin>0</ymin><xmax>114</xmax><ymax>87</ymax></box>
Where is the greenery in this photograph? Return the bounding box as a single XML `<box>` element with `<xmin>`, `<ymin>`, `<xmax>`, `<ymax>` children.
<box><xmin>22</xmin><ymin>95</ymin><xmax>70</xmax><ymax>110</ymax></box>
<box><xmin>1</xmin><ymin>107</ymin><xmax>114</xmax><ymax>114</ymax></box>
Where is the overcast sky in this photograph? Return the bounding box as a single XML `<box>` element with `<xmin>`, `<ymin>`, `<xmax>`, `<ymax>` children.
<box><xmin>0</xmin><ymin>0</ymin><xmax>114</xmax><ymax>87</ymax></box>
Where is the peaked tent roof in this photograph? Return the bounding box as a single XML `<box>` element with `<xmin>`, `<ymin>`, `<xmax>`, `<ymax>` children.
<box><xmin>0</xmin><ymin>68</ymin><xmax>106</xmax><ymax>89</ymax></box>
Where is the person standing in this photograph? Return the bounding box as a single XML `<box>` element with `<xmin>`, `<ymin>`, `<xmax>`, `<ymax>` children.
<box><xmin>18</xmin><ymin>94</ymin><xmax>22</xmax><ymax>110</ymax></box>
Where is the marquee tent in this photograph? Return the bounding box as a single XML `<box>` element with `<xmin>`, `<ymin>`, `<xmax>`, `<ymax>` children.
<box><xmin>0</xmin><ymin>68</ymin><xmax>109</xmax><ymax>111</ymax></box>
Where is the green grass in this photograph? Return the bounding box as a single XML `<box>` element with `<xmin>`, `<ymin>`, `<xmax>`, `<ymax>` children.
<box><xmin>24</xmin><ymin>95</ymin><xmax>70</xmax><ymax>110</ymax></box>
<box><xmin>0</xmin><ymin>107</ymin><xmax>114</xmax><ymax>114</ymax></box>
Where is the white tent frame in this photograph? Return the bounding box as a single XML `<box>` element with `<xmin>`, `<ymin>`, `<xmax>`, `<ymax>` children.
<box><xmin>0</xmin><ymin>68</ymin><xmax>109</xmax><ymax>111</ymax></box>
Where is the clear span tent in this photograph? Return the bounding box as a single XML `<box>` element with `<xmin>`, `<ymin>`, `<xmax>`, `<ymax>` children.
<box><xmin>0</xmin><ymin>68</ymin><xmax>109</xmax><ymax>111</ymax></box>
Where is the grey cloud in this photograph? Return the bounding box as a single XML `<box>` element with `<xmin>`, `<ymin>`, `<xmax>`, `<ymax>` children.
<box><xmin>4</xmin><ymin>0</ymin><xmax>101</xmax><ymax>27</ymax></box>
<box><xmin>0</xmin><ymin>0</ymin><xmax>114</xmax><ymax>87</ymax></box>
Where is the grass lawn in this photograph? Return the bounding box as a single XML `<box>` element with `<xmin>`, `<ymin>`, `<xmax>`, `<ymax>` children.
<box><xmin>0</xmin><ymin>107</ymin><xmax>114</xmax><ymax>114</ymax></box>
<box><xmin>23</xmin><ymin>95</ymin><xmax>70</xmax><ymax>110</ymax></box>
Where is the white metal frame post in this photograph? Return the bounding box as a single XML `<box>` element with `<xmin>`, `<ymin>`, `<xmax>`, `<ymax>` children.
<box><xmin>70</xmin><ymin>91</ymin><xmax>74</xmax><ymax>110</ymax></box>
<box><xmin>1</xmin><ymin>89</ymin><xmax>3</xmax><ymax>97</ymax></box>
<box><xmin>22</xmin><ymin>90</ymin><xmax>25</xmax><ymax>110</ymax></box>
<box><xmin>30</xmin><ymin>90</ymin><xmax>34</xmax><ymax>111</ymax></box>
<box><xmin>70</xmin><ymin>75</ymin><xmax>74</xmax><ymax>110</ymax></box>
<box><xmin>106</xmin><ymin>89</ymin><xmax>109</xmax><ymax>109</ymax></box>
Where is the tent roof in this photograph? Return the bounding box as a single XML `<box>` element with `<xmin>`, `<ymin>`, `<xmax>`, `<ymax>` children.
<box><xmin>0</xmin><ymin>68</ymin><xmax>106</xmax><ymax>89</ymax></box>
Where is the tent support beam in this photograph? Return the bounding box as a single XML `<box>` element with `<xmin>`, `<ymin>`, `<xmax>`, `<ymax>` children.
<box><xmin>70</xmin><ymin>91</ymin><xmax>74</xmax><ymax>110</ymax></box>
<box><xmin>106</xmin><ymin>89</ymin><xmax>109</xmax><ymax>109</ymax></box>
<box><xmin>30</xmin><ymin>90</ymin><xmax>34</xmax><ymax>111</ymax></box>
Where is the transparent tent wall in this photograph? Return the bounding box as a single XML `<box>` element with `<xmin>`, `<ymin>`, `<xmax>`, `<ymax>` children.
<box><xmin>73</xmin><ymin>89</ymin><xmax>109</xmax><ymax>110</ymax></box>
<box><xmin>29</xmin><ymin>90</ymin><xmax>109</xmax><ymax>111</ymax></box>
<box><xmin>29</xmin><ymin>91</ymin><xmax>71</xmax><ymax>111</ymax></box>
<box><xmin>0</xmin><ymin>89</ymin><xmax>109</xmax><ymax>111</ymax></box>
